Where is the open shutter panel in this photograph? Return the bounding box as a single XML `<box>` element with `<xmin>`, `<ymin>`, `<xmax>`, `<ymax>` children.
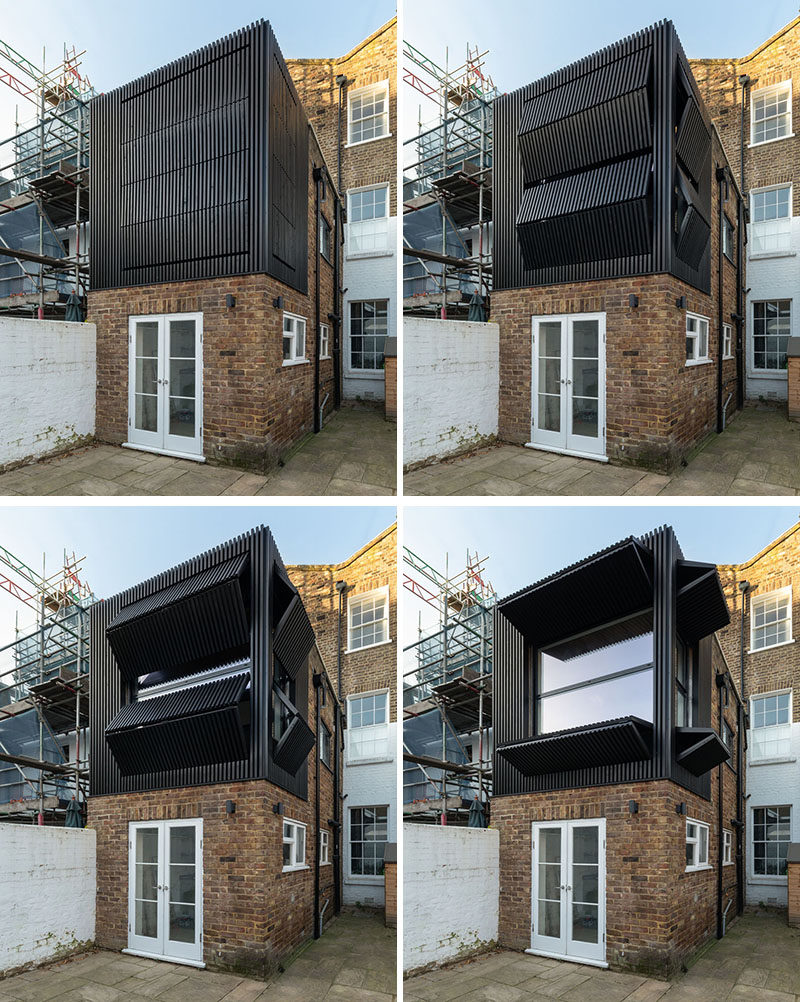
<box><xmin>273</xmin><ymin>714</ymin><xmax>316</xmax><ymax>775</ymax></box>
<box><xmin>273</xmin><ymin>594</ymin><xmax>316</xmax><ymax>679</ymax></box>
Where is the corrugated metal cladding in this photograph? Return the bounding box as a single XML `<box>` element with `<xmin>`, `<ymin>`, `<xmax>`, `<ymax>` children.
<box><xmin>90</xmin><ymin>20</ymin><xmax>309</xmax><ymax>293</ymax></box>
<box><xmin>494</xmin><ymin>19</ymin><xmax>713</xmax><ymax>293</ymax></box>
<box><xmin>493</xmin><ymin>526</ymin><xmax>730</xmax><ymax>799</ymax></box>
<box><xmin>90</xmin><ymin>525</ymin><xmax>319</xmax><ymax>800</ymax></box>
<box><xmin>273</xmin><ymin>595</ymin><xmax>316</xmax><ymax>679</ymax></box>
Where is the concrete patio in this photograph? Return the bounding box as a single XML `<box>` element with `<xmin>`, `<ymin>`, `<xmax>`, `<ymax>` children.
<box><xmin>0</xmin><ymin>405</ymin><xmax>396</xmax><ymax>497</ymax></box>
<box><xmin>0</xmin><ymin>912</ymin><xmax>396</xmax><ymax>1002</ymax></box>
<box><xmin>405</xmin><ymin>909</ymin><xmax>800</xmax><ymax>1002</ymax></box>
<box><xmin>404</xmin><ymin>403</ymin><xmax>800</xmax><ymax>496</ymax></box>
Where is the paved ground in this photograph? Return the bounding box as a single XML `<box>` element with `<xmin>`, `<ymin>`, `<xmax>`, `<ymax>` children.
<box><xmin>405</xmin><ymin>403</ymin><xmax>800</xmax><ymax>496</ymax></box>
<box><xmin>405</xmin><ymin>909</ymin><xmax>800</xmax><ymax>1002</ymax></box>
<box><xmin>0</xmin><ymin>912</ymin><xmax>396</xmax><ymax>1002</ymax></box>
<box><xmin>0</xmin><ymin>406</ymin><xmax>396</xmax><ymax>497</ymax></box>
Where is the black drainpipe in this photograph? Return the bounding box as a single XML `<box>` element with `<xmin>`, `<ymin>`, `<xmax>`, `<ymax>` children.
<box><xmin>333</xmin><ymin>580</ymin><xmax>347</xmax><ymax>914</ymax></box>
<box><xmin>716</xmin><ymin>672</ymin><xmax>725</xmax><ymax>937</ymax></box>
<box><xmin>737</xmin><ymin>580</ymin><xmax>749</xmax><ymax>915</ymax></box>
<box><xmin>716</xmin><ymin>166</ymin><xmax>725</xmax><ymax>434</ymax></box>
<box><xmin>737</xmin><ymin>75</ymin><xmax>750</xmax><ymax>410</ymax></box>
<box><xmin>313</xmin><ymin>672</ymin><xmax>322</xmax><ymax>938</ymax></box>
<box><xmin>313</xmin><ymin>160</ymin><xmax>322</xmax><ymax>434</ymax></box>
<box><xmin>333</xmin><ymin>75</ymin><xmax>347</xmax><ymax>411</ymax></box>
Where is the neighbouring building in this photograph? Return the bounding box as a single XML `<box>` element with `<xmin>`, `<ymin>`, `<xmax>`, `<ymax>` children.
<box><xmin>88</xmin><ymin>526</ymin><xmax>342</xmax><ymax>976</ymax></box>
<box><xmin>691</xmin><ymin>16</ymin><xmax>800</xmax><ymax>403</ymax></box>
<box><xmin>492</xmin><ymin>20</ymin><xmax>745</xmax><ymax>472</ymax></box>
<box><xmin>288</xmin><ymin>523</ymin><xmax>397</xmax><ymax>908</ymax></box>
<box><xmin>492</xmin><ymin>526</ymin><xmax>744</xmax><ymax>977</ymax></box>
<box><xmin>88</xmin><ymin>21</ymin><xmax>342</xmax><ymax>471</ymax></box>
<box><xmin>718</xmin><ymin>521</ymin><xmax>800</xmax><ymax>908</ymax></box>
<box><xmin>288</xmin><ymin>18</ymin><xmax>397</xmax><ymax>405</ymax></box>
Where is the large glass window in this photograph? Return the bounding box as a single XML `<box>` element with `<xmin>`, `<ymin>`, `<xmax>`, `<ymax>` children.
<box><xmin>751</xmin><ymin>587</ymin><xmax>792</xmax><ymax>648</ymax></box>
<box><xmin>537</xmin><ymin>612</ymin><xmax>654</xmax><ymax>734</ymax></box>
<box><xmin>347</xmin><ymin>690</ymin><xmax>389</xmax><ymax>762</ymax></box>
<box><xmin>751</xmin><ymin>692</ymin><xmax>791</xmax><ymax>761</ymax></box>
<box><xmin>350</xmin><ymin>300</ymin><xmax>388</xmax><ymax>371</ymax></box>
<box><xmin>753</xmin><ymin>300</ymin><xmax>791</xmax><ymax>372</ymax></box>
<box><xmin>750</xmin><ymin>186</ymin><xmax>792</xmax><ymax>254</ymax></box>
<box><xmin>676</xmin><ymin>639</ymin><xmax>696</xmax><ymax>727</ymax></box>
<box><xmin>751</xmin><ymin>82</ymin><xmax>792</xmax><ymax>145</ymax></box>
<box><xmin>347</xmin><ymin>185</ymin><xmax>389</xmax><ymax>255</ymax></box>
<box><xmin>350</xmin><ymin>806</ymin><xmax>388</xmax><ymax>876</ymax></box>
<box><xmin>753</xmin><ymin>806</ymin><xmax>791</xmax><ymax>876</ymax></box>
<box><xmin>272</xmin><ymin>660</ymin><xmax>297</xmax><ymax>745</ymax></box>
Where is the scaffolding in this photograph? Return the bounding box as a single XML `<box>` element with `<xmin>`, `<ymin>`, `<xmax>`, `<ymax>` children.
<box><xmin>403</xmin><ymin>41</ymin><xmax>496</xmax><ymax>317</ymax></box>
<box><xmin>403</xmin><ymin>545</ymin><xmax>494</xmax><ymax>824</ymax></box>
<box><xmin>0</xmin><ymin>543</ymin><xmax>92</xmax><ymax>823</ymax></box>
<box><xmin>0</xmin><ymin>37</ymin><xmax>93</xmax><ymax>317</ymax></box>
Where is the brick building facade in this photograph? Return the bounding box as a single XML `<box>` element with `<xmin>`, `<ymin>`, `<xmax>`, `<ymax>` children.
<box><xmin>288</xmin><ymin>19</ymin><xmax>398</xmax><ymax>405</ymax></box>
<box><xmin>288</xmin><ymin>523</ymin><xmax>397</xmax><ymax>908</ymax></box>
<box><xmin>718</xmin><ymin>522</ymin><xmax>800</xmax><ymax>906</ymax></box>
<box><xmin>691</xmin><ymin>16</ymin><xmax>800</xmax><ymax>402</ymax></box>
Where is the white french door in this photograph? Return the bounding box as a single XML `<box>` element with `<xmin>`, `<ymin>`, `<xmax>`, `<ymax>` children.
<box><xmin>128</xmin><ymin>819</ymin><xmax>203</xmax><ymax>965</ymax></box>
<box><xmin>530</xmin><ymin>313</ymin><xmax>606</xmax><ymax>460</ymax></box>
<box><xmin>128</xmin><ymin>313</ymin><xmax>203</xmax><ymax>459</ymax></box>
<box><xmin>529</xmin><ymin>818</ymin><xmax>606</xmax><ymax>966</ymax></box>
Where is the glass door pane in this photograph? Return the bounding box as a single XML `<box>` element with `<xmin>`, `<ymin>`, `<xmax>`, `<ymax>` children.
<box><xmin>537</xmin><ymin>322</ymin><xmax>563</xmax><ymax>435</ymax></box>
<box><xmin>167</xmin><ymin>320</ymin><xmax>197</xmax><ymax>439</ymax></box>
<box><xmin>570</xmin><ymin>825</ymin><xmax>599</xmax><ymax>947</ymax></box>
<box><xmin>537</xmin><ymin>826</ymin><xmax>563</xmax><ymax>939</ymax></box>
<box><xmin>570</xmin><ymin>320</ymin><xmax>599</xmax><ymax>440</ymax></box>
<box><xmin>134</xmin><ymin>827</ymin><xmax>159</xmax><ymax>940</ymax></box>
<box><xmin>167</xmin><ymin>825</ymin><xmax>197</xmax><ymax>946</ymax></box>
<box><xmin>134</xmin><ymin>322</ymin><xmax>159</xmax><ymax>433</ymax></box>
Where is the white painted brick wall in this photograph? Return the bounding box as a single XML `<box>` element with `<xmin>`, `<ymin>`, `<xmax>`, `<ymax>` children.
<box><xmin>403</xmin><ymin>318</ymin><xmax>499</xmax><ymax>467</ymax></box>
<box><xmin>403</xmin><ymin>825</ymin><xmax>499</xmax><ymax>973</ymax></box>
<box><xmin>746</xmin><ymin>721</ymin><xmax>800</xmax><ymax>907</ymax></box>
<box><xmin>0</xmin><ymin>826</ymin><xmax>96</xmax><ymax>973</ymax></box>
<box><xmin>0</xmin><ymin>318</ymin><xmax>96</xmax><ymax>467</ymax></box>
<box><xmin>343</xmin><ymin>720</ymin><xmax>397</xmax><ymax>908</ymax></box>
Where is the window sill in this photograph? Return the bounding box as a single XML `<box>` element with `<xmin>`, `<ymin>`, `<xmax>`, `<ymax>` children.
<box><xmin>749</xmin><ymin>756</ymin><xmax>796</xmax><ymax>767</ymax></box>
<box><xmin>747</xmin><ymin>639</ymin><xmax>795</xmax><ymax>653</ymax></box>
<box><xmin>346</xmin><ymin>875</ymin><xmax>385</xmax><ymax>885</ymax></box>
<box><xmin>749</xmin><ymin>874</ymin><xmax>788</xmax><ymax>884</ymax></box>
<box><xmin>345</xmin><ymin>639</ymin><xmax>392</xmax><ymax>654</ymax></box>
<box><xmin>282</xmin><ymin>864</ymin><xmax>311</xmax><ymax>874</ymax></box>
<box><xmin>747</xmin><ymin>371</ymin><xmax>788</xmax><ymax>380</ymax></box>
<box><xmin>346</xmin><ymin>250</ymin><xmax>394</xmax><ymax>261</ymax></box>
<box><xmin>723</xmin><ymin>355</ymin><xmax>735</xmax><ymax>361</ymax></box>
<box><xmin>749</xmin><ymin>251</ymin><xmax>796</xmax><ymax>261</ymax></box>
<box><xmin>723</xmin><ymin>861</ymin><xmax>734</xmax><ymax>867</ymax></box>
<box><xmin>346</xmin><ymin>755</ymin><xmax>394</xmax><ymax>767</ymax></box>
<box><xmin>749</xmin><ymin>134</ymin><xmax>795</xmax><ymax>148</ymax></box>
<box><xmin>345</xmin><ymin>134</ymin><xmax>393</xmax><ymax>149</ymax></box>
<box><xmin>320</xmin><ymin>354</ymin><xmax>332</xmax><ymax>361</ymax></box>
<box><xmin>344</xmin><ymin>370</ymin><xmax>386</xmax><ymax>380</ymax></box>
<box><xmin>685</xmin><ymin>358</ymin><xmax>713</xmax><ymax>368</ymax></box>
<box><xmin>685</xmin><ymin>864</ymin><xmax>713</xmax><ymax>873</ymax></box>
<box><xmin>321</xmin><ymin>861</ymin><xmax>332</xmax><ymax>866</ymax></box>
<box><xmin>282</xmin><ymin>358</ymin><xmax>311</xmax><ymax>368</ymax></box>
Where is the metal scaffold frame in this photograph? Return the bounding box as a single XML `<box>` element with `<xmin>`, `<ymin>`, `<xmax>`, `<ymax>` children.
<box><xmin>0</xmin><ymin>36</ymin><xmax>93</xmax><ymax>317</ymax></box>
<box><xmin>403</xmin><ymin>544</ymin><xmax>494</xmax><ymax>824</ymax></box>
<box><xmin>403</xmin><ymin>40</ymin><xmax>496</xmax><ymax>317</ymax></box>
<box><xmin>0</xmin><ymin>542</ymin><xmax>92</xmax><ymax>823</ymax></box>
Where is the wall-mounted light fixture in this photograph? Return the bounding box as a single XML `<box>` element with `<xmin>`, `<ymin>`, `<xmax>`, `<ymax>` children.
<box><xmin>226</xmin><ymin>294</ymin><xmax>236</xmax><ymax>309</ymax></box>
<box><xmin>628</xmin><ymin>800</ymin><xmax>639</xmax><ymax>814</ymax></box>
<box><xmin>676</xmin><ymin>802</ymin><xmax>688</xmax><ymax>815</ymax></box>
<box><xmin>628</xmin><ymin>294</ymin><xmax>639</xmax><ymax>308</ymax></box>
<box><xmin>273</xmin><ymin>802</ymin><xmax>284</xmax><ymax>815</ymax></box>
<box><xmin>273</xmin><ymin>295</ymin><xmax>284</xmax><ymax>310</ymax></box>
<box><xmin>676</xmin><ymin>295</ymin><xmax>687</xmax><ymax>309</ymax></box>
<box><xmin>225</xmin><ymin>800</ymin><xmax>236</xmax><ymax>815</ymax></box>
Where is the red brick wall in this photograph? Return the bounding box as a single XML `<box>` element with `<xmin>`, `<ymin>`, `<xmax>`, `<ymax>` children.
<box><xmin>87</xmin><ymin>130</ymin><xmax>338</xmax><ymax>472</ymax></box>
<box><xmin>88</xmin><ymin>669</ymin><xmax>339</xmax><ymax>977</ymax></box>
<box><xmin>789</xmin><ymin>356</ymin><xmax>800</xmax><ymax>419</ymax></box>
<box><xmin>492</xmin><ymin>644</ymin><xmax>741</xmax><ymax>977</ymax></box>
<box><xmin>384</xmin><ymin>860</ymin><xmax>397</xmax><ymax>927</ymax></box>
<box><xmin>493</xmin><ymin>133</ymin><xmax>741</xmax><ymax>471</ymax></box>
<box><xmin>384</xmin><ymin>355</ymin><xmax>397</xmax><ymax>419</ymax></box>
<box><xmin>789</xmin><ymin>861</ymin><xmax>800</xmax><ymax>925</ymax></box>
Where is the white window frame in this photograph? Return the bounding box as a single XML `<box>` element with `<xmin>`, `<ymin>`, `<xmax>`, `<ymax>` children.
<box><xmin>752</xmin><ymin>805</ymin><xmax>792</xmax><ymax>880</ymax></box>
<box><xmin>320</xmin><ymin>829</ymin><xmax>330</xmax><ymax>865</ymax></box>
<box><xmin>752</xmin><ymin>299</ymin><xmax>792</xmax><ymax>373</ymax></box>
<box><xmin>686</xmin><ymin>817</ymin><xmax>711</xmax><ymax>872</ymax></box>
<box><xmin>723</xmin><ymin>323</ymin><xmax>733</xmax><ymax>360</ymax></box>
<box><xmin>750</xmin><ymin>690</ymin><xmax>793</xmax><ymax>763</ymax></box>
<box><xmin>750</xmin><ymin>80</ymin><xmax>793</xmax><ymax>147</ymax></box>
<box><xmin>750</xmin><ymin>586</ymin><xmax>793</xmax><ymax>651</ymax></box>
<box><xmin>348</xmin><ymin>804</ymin><xmax>389</xmax><ymax>882</ymax></box>
<box><xmin>319</xmin><ymin>322</ymin><xmax>330</xmax><ymax>360</ymax></box>
<box><xmin>686</xmin><ymin>312</ymin><xmax>711</xmax><ymax>366</ymax></box>
<box><xmin>346</xmin><ymin>689</ymin><xmax>390</xmax><ymax>764</ymax></box>
<box><xmin>282</xmin><ymin>818</ymin><xmax>307</xmax><ymax>872</ymax></box>
<box><xmin>347</xmin><ymin>80</ymin><xmax>390</xmax><ymax>147</ymax></box>
<box><xmin>282</xmin><ymin>312</ymin><xmax>308</xmax><ymax>366</ymax></box>
<box><xmin>347</xmin><ymin>586</ymin><xmax>390</xmax><ymax>652</ymax></box>
<box><xmin>750</xmin><ymin>184</ymin><xmax>793</xmax><ymax>256</ymax></box>
<box><xmin>723</xmin><ymin>829</ymin><xmax>733</xmax><ymax>866</ymax></box>
<box><xmin>722</xmin><ymin>214</ymin><xmax>735</xmax><ymax>261</ymax></box>
<box><xmin>346</xmin><ymin>183</ymin><xmax>390</xmax><ymax>257</ymax></box>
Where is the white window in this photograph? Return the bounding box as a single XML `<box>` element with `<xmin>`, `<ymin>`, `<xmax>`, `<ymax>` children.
<box><xmin>751</xmin><ymin>587</ymin><xmax>793</xmax><ymax>650</ymax></box>
<box><xmin>319</xmin><ymin>213</ymin><xmax>332</xmax><ymax>262</ymax></box>
<box><xmin>348</xmin><ymin>587</ymin><xmax>390</xmax><ymax>650</ymax></box>
<box><xmin>282</xmin><ymin>819</ymin><xmax>307</xmax><ymax>871</ymax></box>
<box><xmin>347</xmin><ymin>185</ymin><xmax>389</xmax><ymax>255</ymax></box>
<box><xmin>686</xmin><ymin>313</ymin><xmax>710</xmax><ymax>365</ymax></box>
<box><xmin>686</xmin><ymin>818</ymin><xmax>710</xmax><ymax>871</ymax></box>
<box><xmin>750</xmin><ymin>185</ymin><xmax>792</xmax><ymax>254</ymax></box>
<box><xmin>320</xmin><ymin>829</ymin><xmax>330</xmax><ymax>865</ymax></box>
<box><xmin>350</xmin><ymin>300</ymin><xmax>388</xmax><ymax>372</ymax></box>
<box><xmin>723</xmin><ymin>323</ymin><xmax>733</xmax><ymax>360</ymax></box>
<box><xmin>723</xmin><ymin>829</ymin><xmax>733</xmax><ymax>866</ymax></box>
<box><xmin>753</xmin><ymin>301</ymin><xmax>791</xmax><ymax>371</ymax></box>
<box><xmin>319</xmin><ymin>719</ymin><xmax>332</xmax><ymax>768</ymax></box>
<box><xmin>282</xmin><ymin>313</ymin><xmax>307</xmax><ymax>365</ymax></box>
<box><xmin>751</xmin><ymin>81</ymin><xmax>792</xmax><ymax>145</ymax></box>
<box><xmin>348</xmin><ymin>81</ymin><xmax>389</xmax><ymax>145</ymax></box>
<box><xmin>750</xmin><ymin>691</ymin><xmax>792</xmax><ymax>761</ymax></box>
<box><xmin>347</xmin><ymin>690</ymin><xmax>389</xmax><ymax>763</ymax></box>
<box><xmin>722</xmin><ymin>215</ymin><xmax>735</xmax><ymax>260</ymax></box>
<box><xmin>753</xmin><ymin>806</ymin><xmax>791</xmax><ymax>876</ymax></box>
<box><xmin>350</xmin><ymin>806</ymin><xmax>388</xmax><ymax>877</ymax></box>
<box><xmin>319</xmin><ymin>323</ymin><xmax>330</xmax><ymax>359</ymax></box>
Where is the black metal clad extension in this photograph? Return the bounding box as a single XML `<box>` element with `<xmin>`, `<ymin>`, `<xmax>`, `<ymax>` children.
<box><xmin>273</xmin><ymin>595</ymin><xmax>316</xmax><ymax>680</ymax></box>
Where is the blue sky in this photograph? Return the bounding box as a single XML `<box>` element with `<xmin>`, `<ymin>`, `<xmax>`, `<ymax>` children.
<box><xmin>0</xmin><ymin>0</ymin><xmax>395</xmax><ymax>163</ymax></box>
<box><xmin>402</xmin><ymin>506</ymin><xmax>800</xmax><ymax>653</ymax></box>
<box><xmin>403</xmin><ymin>0</ymin><xmax>798</xmax><ymax>134</ymax></box>
<box><xmin>0</xmin><ymin>506</ymin><xmax>395</xmax><ymax>665</ymax></box>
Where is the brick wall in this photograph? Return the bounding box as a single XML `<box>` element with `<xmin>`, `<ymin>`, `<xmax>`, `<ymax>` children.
<box><xmin>88</xmin><ymin>669</ymin><xmax>338</xmax><ymax>977</ymax></box>
<box><xmin>492</xmin><ymin>643</ymin><xmax>741</xmax><ymax>977</ymax></box>
<box><xmin>789</xmin><ymin>354</ymin><xmax>800</xmax><ymax>419</ymax></box>
<box><xmin>789</xmin><ymin>858</ymin><xmax>800</xmax><ymax>925</ymax></box>
<box><xmin>87</xmin><ymin>129</ymin><xmax>337</xmax><ymax>472</ymax></box>
<box><xmin>384</xmin><ymin>355</ymin><xmax>397</xmax><ymax>419</ymax></box>
<box><xmin>384</xmin><ymin>859</ymin><xmax>397</xmax><ymax>928</ymax></box>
